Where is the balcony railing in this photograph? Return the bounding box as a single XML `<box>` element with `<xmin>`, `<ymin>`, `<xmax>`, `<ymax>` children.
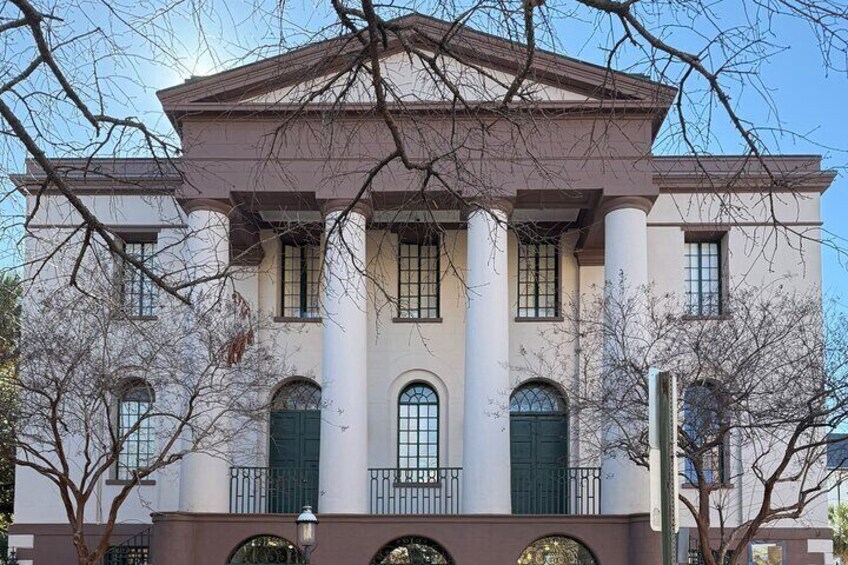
<box><xmin>369</xmin><ymin>467</ymin><xmax>462</xmax><ymax>515</ymax></box>
<box><xmin>230</xmin><ymin>466</ymin><xmax>318</xmax><ymax>514</ymax></box>
<box><xmin>230</xmin><ymin>465</ymin><xmax>600</xmax><ymax>516</ymax></box>
<box><xmin>511</xmin><ymin>466</ymin><xmax>601</xmax><ymax>515</ymax></box>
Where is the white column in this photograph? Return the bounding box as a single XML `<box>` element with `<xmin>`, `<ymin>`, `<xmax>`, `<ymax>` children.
<box><xmin>178</xmin><ymin>206</ymin><xmax>232</xmax><ymax>513</ymax></box>
<box><xmin>601</xmin><ymin>196</ymin><xmax>651</xmax><ymax>515</ymax></box>
<box><xmin>462</xmin><ymin>204</ymin><xmax>512</xmax><ymax>514</ymax></box>
<box><xmin>318</xmin><ymin>204</ymin><xmax>369</xmax><ymax>513</ymax></box>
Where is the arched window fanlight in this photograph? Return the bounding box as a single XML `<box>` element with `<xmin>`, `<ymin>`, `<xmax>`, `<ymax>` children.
<box><xmin>517</xmin><ymin>536</ymin><xmax>598</xmax><ymax>565</ymax></box>
<box><xmin>227</xmin><ymin>535</ymin><xmax>303</xmax><ymax>564</ymax></box>
<box><xmin>272</xmin><ymin>380</ymin><xmax>322</xmax><ymax>411</ymax></box>
<box><xmin>371</xmin><ymin>536</ymin><xmax>454</xmax><ymax>565</ymax></box>
<box><xmin>510</xmin><ymin>382</ymin><xmax>567</xmax><ymax>413</ymax></box>
<box><xmin>398</xmin><ymin>383</ymin><xmax>439</xmax><ymax>482</ymax></box>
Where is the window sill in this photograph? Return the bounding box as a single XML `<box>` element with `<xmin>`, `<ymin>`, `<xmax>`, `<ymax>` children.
<box><xmin>681</xmin><ymin>314</ymin><xmax>731</xmax><ymax>321</ymax></box>
<box><xmin>681</xmin><ymin>482</ymin><xmax>734</xmax><ymax>490</ymax></box>
<box><xmin>392</xmin><ymin>317</ymin><xmax>443</xmax><ymax>324</ymax></box>
<box><xmin>274</xmin><ymin>317</ymin><xmax>322</xmax><ymax>323</ymax></box>
<box><xmin>106</xmin><ymin>479</ymin><xmax>156</xmax><ymax>486</ymax></box>
<box><xmin>514</xmin><ymin>316</ymin><xmax>564</xmax><ymax>323</ymax></box>
<box><xmin>115</xmin><ymin>315</ymin><xmax>158</xmax><ymax>322</ymax></box>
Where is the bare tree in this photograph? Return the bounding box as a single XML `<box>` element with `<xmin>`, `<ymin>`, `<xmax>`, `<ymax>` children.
<box><xmin>518</xmin><ymin>283</ymin><xmax>848</xmax><ymax>565</ymax></box>
<box><xmin>2</xmin><ymin>0</ymin><xmax>845</xmax><ymax>298</ymax></box>
<box><xmin>0</xmin><ymin>251</ymin><xmax>288</xmax><ymax>565</ymax></box>
<box><xmin>1</xmin><ymin>1</ymin><xmax>844</xmax><ymax>562</ymax></box>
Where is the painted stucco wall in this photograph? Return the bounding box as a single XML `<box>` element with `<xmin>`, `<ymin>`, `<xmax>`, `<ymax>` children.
<box><xmin>13</xmin><ymin>184</ymin><xmax>826</xmax><ymax>534</ymax></box>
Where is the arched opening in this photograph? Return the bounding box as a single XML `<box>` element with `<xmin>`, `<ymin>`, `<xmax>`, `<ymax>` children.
<box><xmin>517</xmin><ymin>536</ymin><xmax>598</xmax><ymax>565</ymax></box>
<box><xmin>116</xmin><ymin>379</ymin><xmax>154</xmax><ymax>481</ymax></box>
<box><xmin>370</xmin><ymin>536</ymin><xmax>454</xmax><ymax>565</ymax></box>
<box><xmin>398</xmin><ymin>382</ymin><xmax>439</xmax><ymax>483</ymax></box>
<box><xmin>227</xmin><ymin>535</ymin><xmax>303</xmax><ymax>564</ymax></box>
<box><xmin>509</xmin><ymin>381</ymin><xmax>569</xmax><ymax>514</ymax></box>
<box><xmin>268</xmin><ymin>379</ymin><xmax>321</xmax><ymax>513</ymax></box>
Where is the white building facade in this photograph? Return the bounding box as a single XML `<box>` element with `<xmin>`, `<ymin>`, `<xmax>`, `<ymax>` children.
<box><xmin>9</xmin><ymin>14</ymin><xmax>837</xmax><ymax>565</ymax></box>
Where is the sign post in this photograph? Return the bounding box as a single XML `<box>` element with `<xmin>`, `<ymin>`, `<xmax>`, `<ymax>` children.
<box><xmin>649</xmin><ymin>369</ymin><xmax>679</xmax><ymax>564</ymax></box>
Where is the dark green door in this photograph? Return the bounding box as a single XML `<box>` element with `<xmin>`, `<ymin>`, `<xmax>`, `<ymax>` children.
<box><xmin>268</xmin><ymin>380</ymin><xmax>321</xmax><ymax>513</ymax></box>
<box><xmin>510</xmin><ymin>382</ymin><xmax>569</xmax><ymax>514</ymax></box>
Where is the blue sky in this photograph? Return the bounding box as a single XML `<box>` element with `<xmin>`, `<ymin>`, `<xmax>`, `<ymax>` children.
<box><xmin>2</xmin><ymin>1</ymin><xmax>846</xmax><ymax>297</ymax></box>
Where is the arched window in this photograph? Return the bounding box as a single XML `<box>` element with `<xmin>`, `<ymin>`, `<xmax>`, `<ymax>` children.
<box><xmin>272</xmin><ymin>379</ymin><xmax>322</xmax><ymax>411</ymax></box>
<box><xmin>398</xmin><ymin>383</ymin><xmax>439</xmax><ymax>481</ymax></box>
<box><xmin>517</xmin><ymin>536</ymin><xmax>598</xmax><ymax>565</ymax></box>
<box><xmin>227</xmin><ymin>535</ymin><xmax>303</xmax><ymax>564</ymax></box>
<box><xmin>116</xmin><ymin>380</ymin><xmax>154</xmax><ymax>480</ymax></box>
<box><xmin>371</xmin><ymin>536</ymin><xmax>454</xmax><ymax>565</ymax></box>
<box><xmin>683</xmin><ymin>381</ymin><xmax>726</xmax><ymax>484</ymax></box>
<box><xmin>510</xmin><ymin>381</ymin><xmax>567</xmax><ymax>413</ymax></box>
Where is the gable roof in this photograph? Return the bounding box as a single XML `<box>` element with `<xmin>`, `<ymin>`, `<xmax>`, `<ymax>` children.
<box><xmin>158</xmin><ymin>13</ymin><xmax>676</xmax><ymax>127</ymax></box>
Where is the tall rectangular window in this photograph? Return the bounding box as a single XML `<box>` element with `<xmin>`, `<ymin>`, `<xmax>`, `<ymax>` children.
<box><xmin>116</xmin><ymin>383</ymin><xmax>154</xmax><ymax>481</ymax></box>
<box><xmin>281</xmin><ymin>244</ymin><xmax>320</xmax><ymax>318</ymax></box>
<box><xmin>398</xmin><ymin>383</ymin><xmax>439</xmax><ymax>483</ymax></box>
<box><xmin>517</xmin><ymin>241</ymin><xmax>559</xmax><ymax>318</ymax></box>
<box><xmin>121</xmin><ymin>241</ymin><xmax>156</xmax><ymax>318</ymax></box>
<box><xmin>685</xmin><ymin>241</ymin><xmax>722</xmax><ymax>316</ymax></box>
<box><xmin>398</xmin><ymin>238</ymin><xmax>440</xmax><ymax>319</ymax></box>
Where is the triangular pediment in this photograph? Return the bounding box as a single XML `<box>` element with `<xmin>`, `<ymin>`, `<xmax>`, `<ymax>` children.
<box><xmin>240</xmin><ymin>50</ymin><xmax>597</xmax><ymax>105</ymax></box>
<box><xmin>158</xmin><ymin>13</ymin><xmax>676</xmax><ymax>117</ymax></box>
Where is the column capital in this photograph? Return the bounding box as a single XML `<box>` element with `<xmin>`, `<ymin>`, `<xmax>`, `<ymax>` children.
<box><xmin>462</xmin><ymin>196</ymin><xmax>514</xmax><ymax>217</ymax></box>
<box><xmin>181</xmin><ymin>198</ymin><xmax>234</xmax><ymax>217</ymax></box>
<box><xmin>598</xmin><ymin>195</ymin><xmax>654</xmax><ymax>217</ymax></box>
<box><xmin>320</xmin><ymin>198</ymin><xmax>373</xmax><ymax>220</ymax></box>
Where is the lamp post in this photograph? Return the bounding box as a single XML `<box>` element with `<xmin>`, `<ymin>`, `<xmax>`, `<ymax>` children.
<box><xmin>296</xmin><ymin>505</ymin><xmax>318</xmax><ymax>564</ymax></box>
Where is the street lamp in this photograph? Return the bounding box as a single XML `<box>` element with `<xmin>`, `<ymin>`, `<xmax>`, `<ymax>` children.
<box><xmin>296</xmin><ymin>505</ymin><xmax>318</xmax><ymax>564</ymax></box>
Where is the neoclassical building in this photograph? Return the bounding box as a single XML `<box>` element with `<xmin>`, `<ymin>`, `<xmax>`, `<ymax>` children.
<box><xmin>9</xmin><ymin>14</ymin><xmax>836</xmax><ymax>565</ymax></box>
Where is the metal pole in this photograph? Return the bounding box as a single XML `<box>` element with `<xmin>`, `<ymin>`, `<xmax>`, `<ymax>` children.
<box><xmin>659</xmin><ymin>373</ymin><xmax>677</xmax><ymax>565</ymax></box>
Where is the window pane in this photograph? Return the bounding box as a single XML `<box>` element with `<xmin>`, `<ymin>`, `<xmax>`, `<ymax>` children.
<box><xmin>684</xmin><ymin>241</ymin><xmax>722</xmax><ymax>316</ymax></box>
<box><xmin>517</xmin><ymin>241</ymin><xmax>559</xmax><ymax>318</ymax></box>
<box><xmin>398</xmin><ymin>239</ymin><xmax>440</xmax><ymax>319</ymax></box>
<box><xmin>281</xmin><ymin>245</ymin><xmax>320</xmax><ymax>317</ymax></box>
<box><xmin>397</xmin><ymin>383</ymin><xmax>439</xmax><ymax>477</ymax></box>
<box><xmin>117</xmin><ymin>384</ymin><xmax>153</xmax><ymax>480</ymax></box>
<box><xmin>122</xmin><ymin>242</ymin><xmax>156</xmax><ymax>317</ymax></box>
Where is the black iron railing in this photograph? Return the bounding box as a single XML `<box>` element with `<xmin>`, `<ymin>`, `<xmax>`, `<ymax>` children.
<box><xmin>511</xmin><ymin>466</ymin><xmax>601</xmax><ymax>515</ymax></box>
<box><xmin>369</xmin><ymin>467</ymin><xmax>462</xmax><ymax>515</ymax></box>
<box><xmin>102</xmin><ymin>527</ymin><xmax>151</xmax><ymax>565</ymax></box>
<box><xmin>230</xmin><ymin>466</ymin><xmax>318</xmax><ymax>514</ymax></box>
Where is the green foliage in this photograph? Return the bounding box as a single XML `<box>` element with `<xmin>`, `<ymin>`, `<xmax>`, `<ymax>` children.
<box><xmin>0</xmin><ymin>273</ymin><xmax>19</xmax><ymax>532</ymax></box>
<box><xmin>830</xmin><ymin>503</ymin><xmax>848</xmax><ymax>562</ymax></box>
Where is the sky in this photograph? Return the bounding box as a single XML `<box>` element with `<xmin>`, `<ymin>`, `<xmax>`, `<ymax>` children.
<box><xmin>2</xmin><ymin>0</ymin><xmax>846</xmax><ymax>298</ymax></box>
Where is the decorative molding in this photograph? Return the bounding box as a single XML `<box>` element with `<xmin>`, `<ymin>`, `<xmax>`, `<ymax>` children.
<box><xmin>392</xmin><ymin>317</ymin><xmax>443</xmax><ymax>324</ymax></box>
<box><xmin>598</xmin><ymin>195</ymin><xmax>654</xmax><ymax>216</ymax></box>
<box><xmin>462</xmin><ymin>197</ymin><xmax>515</xmax><ymax>217</ymax></box>
<box><xmin>181</xmin><ymin>198</ymin><xmax>234</xmax><ymax>216</ymax></box>
<box><xmin>575</xmin><ymin>248</ymin><xmax>604</xmax><ymax>267</ymax></box>
<box><xmin>319</xmin><ymin>198</ymin><xmax>373</xmax><ymax>220</ymax></box>
<box><xmin>644</xmin><ymin>221</ymin><xmax>823</xmax><ymax>228</ymax></box>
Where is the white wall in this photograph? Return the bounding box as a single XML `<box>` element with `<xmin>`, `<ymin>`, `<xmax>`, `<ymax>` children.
<box><xmin>15</xmin><ymin>186</ymin><xmax>826</xmax><ymax>528</ymax></box>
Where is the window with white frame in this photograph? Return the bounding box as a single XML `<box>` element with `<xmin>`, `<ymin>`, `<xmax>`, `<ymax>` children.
<box><xmin>121</xmin><ymin>240</ymin><xmax>157</xmax><ymax>318</ymax></box>
<box><xmin>685</xmin><ymin>241</ymin><xmax>722</xmax><ymax>316</ymax></box>
<box><xmin>517</xmin><ymin>240</ymin><xmax>559</xmax><ymax>318</ymax></box>
<box><xmin>116</xmin><ymin>381</ymin><xmax>154</xmax><ymax>480</ymax></box>
<box><xmin>281</xmin><ymin>244</ymin><xmax>320</xmax><ymax>318</ymax></box>
<box><xmin>398</xmin><ymin>383</ymin><xmax>439</xmax><ymax>482</ymax></box>
<box><xmin>397</xmin><ymin>237</ymin><xmax>440</xmax><ymax>319</ymax></box>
